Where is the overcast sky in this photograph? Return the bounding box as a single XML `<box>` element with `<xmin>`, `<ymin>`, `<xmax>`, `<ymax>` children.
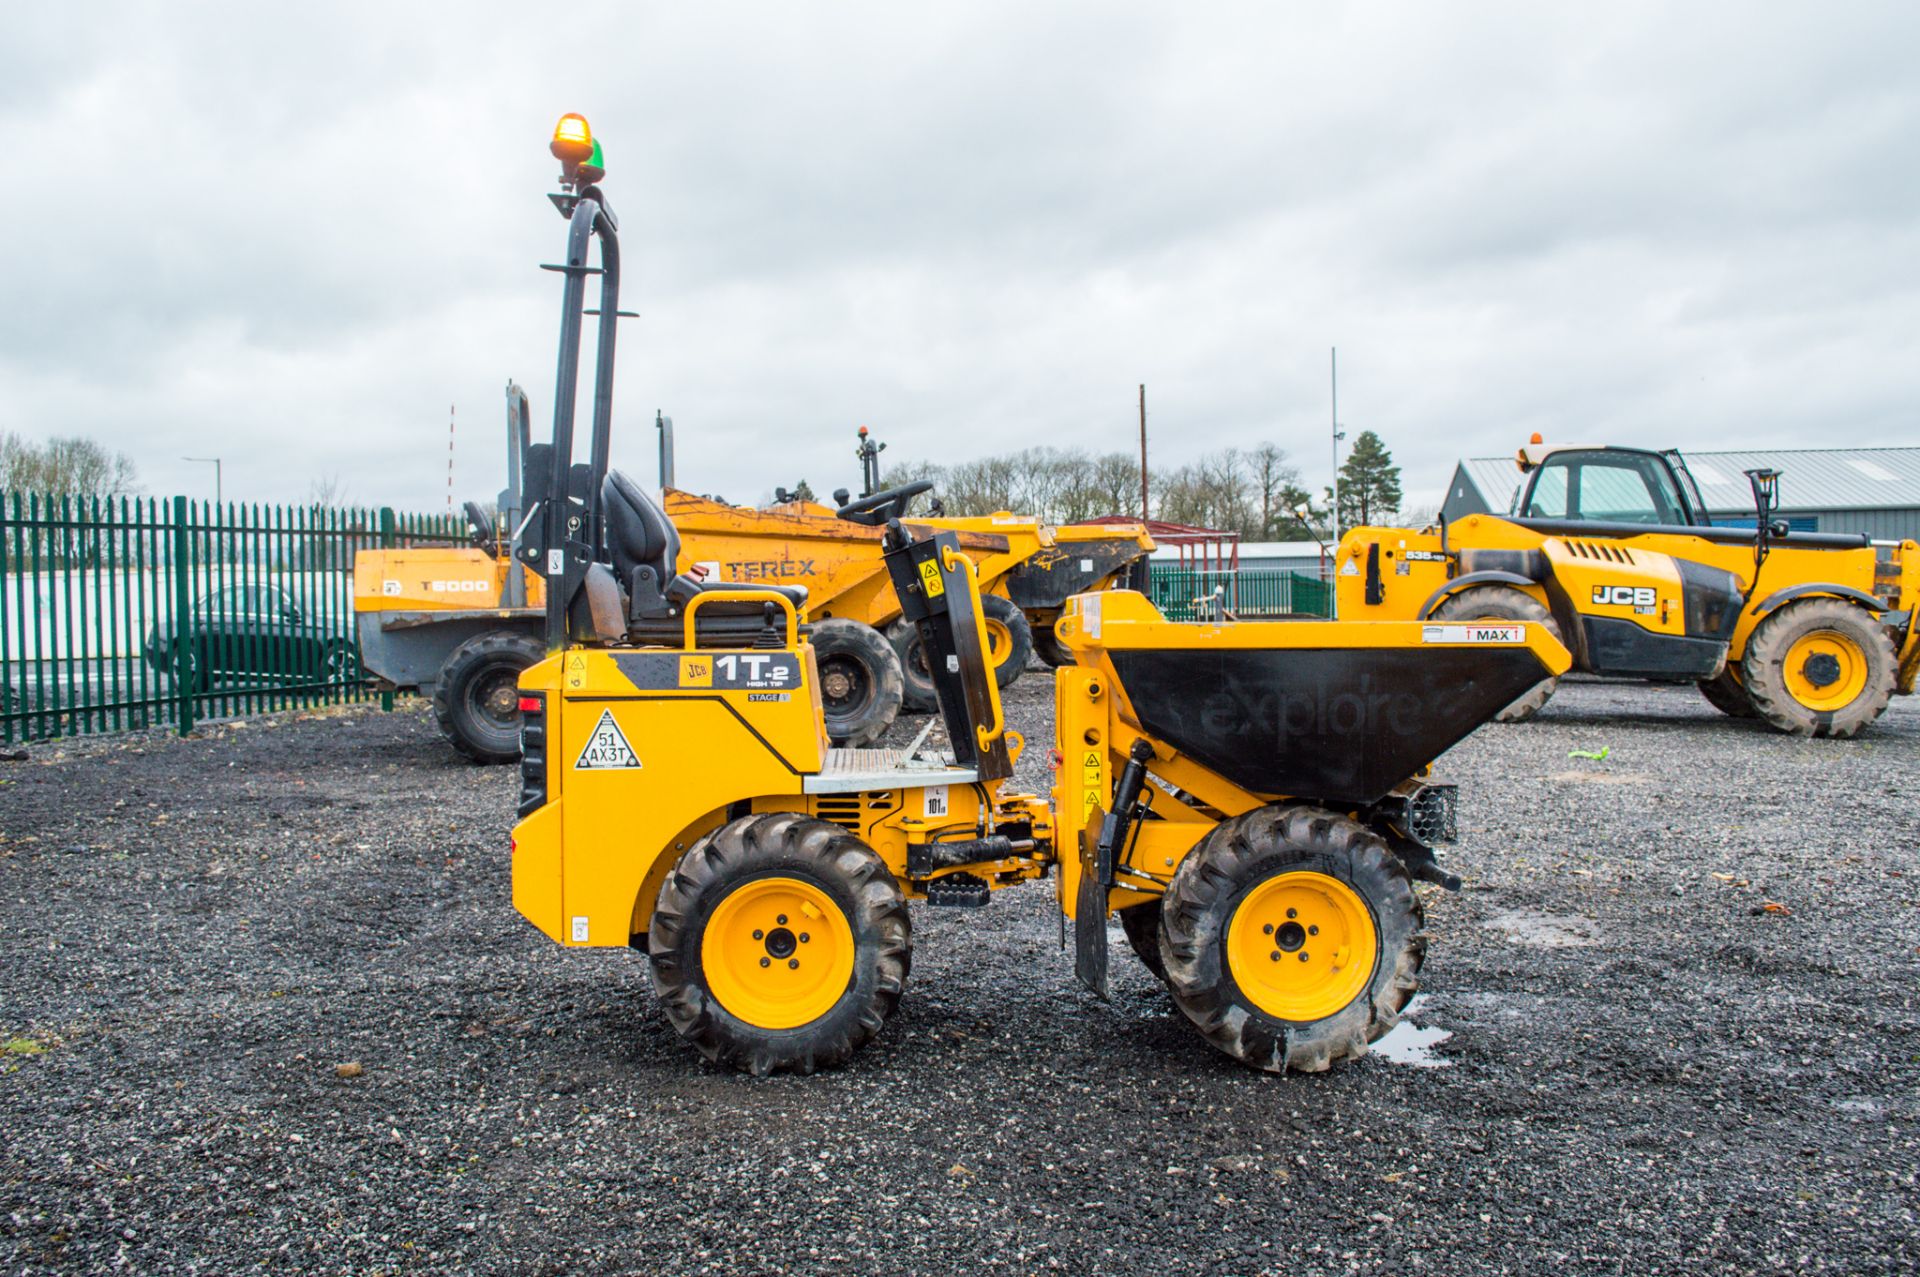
<box><xmin>3</xmin><ymin>3</ymin><xmax>1915</xmax><ymax>515</ymax></box>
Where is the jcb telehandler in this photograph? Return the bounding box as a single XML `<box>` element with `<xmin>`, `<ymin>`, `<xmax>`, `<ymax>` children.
<box><xmin>509</xmin><ymin>114</ymin><xmax>1567</xmax><ymax>1074</ymax></box>
<box><xmin>1335</xmin><ymin>441</ymin><xmax>1920</xmax><ymax>736</ymax></box>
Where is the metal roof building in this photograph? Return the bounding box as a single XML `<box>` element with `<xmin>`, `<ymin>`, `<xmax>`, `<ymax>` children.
<box><xmin>1442</xmin><ymin>447</ymin><xmax>1920</xmax><ymax>542</ymax></box>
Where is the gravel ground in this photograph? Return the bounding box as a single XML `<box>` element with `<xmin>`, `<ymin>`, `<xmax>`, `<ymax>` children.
<box><xmin>1</xmin><ymin>674</ymin><xmax>1917</xmax><ymax>1274</ymax></box>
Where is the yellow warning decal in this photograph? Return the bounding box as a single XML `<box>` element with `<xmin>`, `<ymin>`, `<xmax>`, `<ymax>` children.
<box><xmin>680</xmin><ymin>656</ymin><xmax>713</xmax><ymax>688</ymax></box>
<box><xmin>918</xmin><ymin>558</ymin><xmax>946</xmax><ymax>598</ymax></box>
<box><xmin>566</xmin><ymin>653</ymin><xmax>587</xmax><ymax>689</ymax></box>
<box><xmin>1080</xmin><ymin>748</ymin><xmax>1102</xmax><ymax>822</ymax></box>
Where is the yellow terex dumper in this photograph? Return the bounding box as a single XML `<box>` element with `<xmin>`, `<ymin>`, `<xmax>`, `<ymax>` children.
<box><xmin>505</xmin><ymin>114</ymin><xmax>1568</xmax><ymax>1075</ymax></box>
<box><xmin>669</xmin><ymin>427</ymin><xmax>1156</xmax><ymax>724</ymax></box>
<box><xmin>1334</xmin><ymin>442</ymin><xmax>1920</xmax><ymax>735</ymax></box>
<box><xmin>352</xmin><ymin>385</ymin><xmax>547</xmax><ymax>762</ymax></box>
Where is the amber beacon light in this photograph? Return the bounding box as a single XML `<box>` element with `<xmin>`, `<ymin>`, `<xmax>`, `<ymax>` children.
<box><xmin>551</xmin><ymin>113</ymin><xmax>594</xmax><ymax>164</ymax></box>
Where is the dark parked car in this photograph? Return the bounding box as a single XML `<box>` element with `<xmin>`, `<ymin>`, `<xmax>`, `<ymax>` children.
<box><xmin>143</xmin><ymin>586</ymin><xmax>357</xmax><ymax>691</ymax></box>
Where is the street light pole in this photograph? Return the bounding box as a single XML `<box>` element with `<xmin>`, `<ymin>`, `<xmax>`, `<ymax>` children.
<box><xmin>183</xmin><ymin>456</ymin><xmax>222</xmax><ymax>505</ymax></box>
<box><xmin>1329</xmin><ymin>349</ymin><xmax>1346</xmax><ymax>543</ymax></box>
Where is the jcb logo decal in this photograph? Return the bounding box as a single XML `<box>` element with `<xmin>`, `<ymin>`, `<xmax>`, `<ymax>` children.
<box><xmin>680</xmin><ymin>657</ymin><xmax>712</xmax><ymax>688</ymax></box>
<box><xmin>1592</xmin><ymin>585</ymin><xmax>1656</xmax><ymax>608</ymax></box>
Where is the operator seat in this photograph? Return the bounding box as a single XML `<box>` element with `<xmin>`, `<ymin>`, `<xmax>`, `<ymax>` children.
<box><xmin>601</xmin><ymin>470</ymin><xmax>807</xmax><ymax>647</ymax></box>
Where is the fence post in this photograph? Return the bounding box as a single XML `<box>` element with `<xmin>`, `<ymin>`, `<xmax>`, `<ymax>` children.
<box><xmin>170</xmin><ymin>495</ymin><xmax>195</xmax><ymax>736</ymax></box>
<box><xmin>378</xmin><ymin>507</ymin><xmax>396</xmax><ymax>712</ymax></box>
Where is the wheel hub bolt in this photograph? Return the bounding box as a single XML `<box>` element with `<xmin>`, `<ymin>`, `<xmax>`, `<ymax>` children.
<box><xmin>788</xmin><ymin>959</ymin><xmax>799</xmax><ymax>969</ymax></box>
<box><xmin>777</xmin><ymin>915</ymin><xmax>788</xmax><ymax>926</ymax></box>
<box><xmin>753</xmin><ymin>930</ymin><xmax>764</xmax><ymax>940</ymax></box>
<box><xmin>1270</xmin><ymin>951</ymin><xmax>1281</xmax><ymax>961</ymax></box>
<box><xmin>1309</xmin><ymin>925</ymin><xmax>1319</xmax><ymax>936</ymax></box>
<box><xmin>799</xmin><ymin>933</ymin><xmax>810</xmax><ymax>944</ymax></box>
<box><xmin>1286</xmin><ymin>908</ymin><xmax>1297</xmax><ymax>919</ymax></box>
<box><xmin>1263</xmin><ymin>923</ymin><xmax>1274</xmax><ymax>935</ymax></box>
<box><xmin>1299</xmin><ymin>952</ymin><xmax>1310</xmax><ymax>962</ymax></box>
<box><xmin>759</xmin><ymin>957</ymin><xmax>770</xmax><ymax>968</ymax></box>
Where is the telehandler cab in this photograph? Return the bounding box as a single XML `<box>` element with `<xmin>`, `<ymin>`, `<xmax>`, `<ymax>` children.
<box><xmin>1335</xmin><ymin>441</ymin><xmax>1920</xmax><ymax>736</ymax></box>
<box><xmin>509</xmin><ymin>115</ymin><xmax>1568</xmax><ymax>1074</ymax></box>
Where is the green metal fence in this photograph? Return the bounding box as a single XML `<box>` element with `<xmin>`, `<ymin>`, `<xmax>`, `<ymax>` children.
<box><xmin>0</xmin><ymin>493</ymin><xmax>465</xmax><ymax>746</ymax></box>
<box><xmin>1148</xmin><ymin>566</ymin><xmax>1333</xmax><ymax>621</ymax></box>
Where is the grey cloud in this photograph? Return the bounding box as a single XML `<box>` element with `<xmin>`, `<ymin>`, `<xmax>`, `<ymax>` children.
<box><xmin>0</xmin><ymin>2</ymin><xmax>1914</xmax><ymax>511</ymax></box>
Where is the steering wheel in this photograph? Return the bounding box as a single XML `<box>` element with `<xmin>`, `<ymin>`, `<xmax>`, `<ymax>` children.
<box><xmin>835</xmin><ymin>480</ymin><xmax>934</xmax><ymax>526</ymax></box>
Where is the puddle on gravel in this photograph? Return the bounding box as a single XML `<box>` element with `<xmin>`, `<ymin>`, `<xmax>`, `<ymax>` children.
<box><xmin>1483</xmin><ymin>909</ymin><xmax>1600</xmax><ymax>948</ymax></box>
<box><xmin>1372</xmin><ymin>996</ymin><xmax>1453</xmax><ymax>1067</ymax></box>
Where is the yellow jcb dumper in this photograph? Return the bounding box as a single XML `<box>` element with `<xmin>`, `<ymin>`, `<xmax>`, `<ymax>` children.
<box><xmin>507</xmin><ymin>113</ymin><xmax>1569</xmax><ymax>1075</ymax></box>
<box><xmin>1335</xmin><ymin>442</ymin><xmax>1920</xmax><ymax>736</ymax></box>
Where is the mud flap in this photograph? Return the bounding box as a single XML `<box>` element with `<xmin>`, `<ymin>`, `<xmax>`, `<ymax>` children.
<box><xmin>1073</xmin><ymin>741</ymin><xmax>1154</xmax><ymax>1000</ymax></box>
<box><xmin>1075</xmin><ymin>821</ymin><xmax>1112</xmax><ymax>1000</ymax></box>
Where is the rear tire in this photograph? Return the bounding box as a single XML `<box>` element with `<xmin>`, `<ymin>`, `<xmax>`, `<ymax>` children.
<box><xmin>1698</xmin><ymin>666</ymin><xmax>1757</xmax><ymax>718</ymax></box>
<box><xmin>810</xmin><ymin>618</ymin><xmax>903</xmax><ymax>746</ymax></box>
<box><xmin>433</xmin><ymin>630</ymin><xmax>544</xmax><ymax>764</ymax></box>
<box><xmin>1430</xmin><ymin>586</ymin><xmax>1562</xmax><ymax>722</ymax></box>
<box><xmin>893</xmin><ymin>594</ymin><xmax>1034</xmax><ymax>711</ymax></box>
<box><xmin>1033</xmin><ymin>619</ymin><xmax>1074</xmax><ymax>668</ymax></box>
<box><xmin>1160</xmin><ymin>804</ymin><xmax>1424</xmax><ymax>1073</ymax></box>
<box><xmin>648</xmin><ymin>814</ymin><xmax>911</xmax><ymax>1075</ymax></box>
<box><xmin>1742</xmin><ymin>598</ymin><xmax>1895</xmax><ymax>737</ymax></box>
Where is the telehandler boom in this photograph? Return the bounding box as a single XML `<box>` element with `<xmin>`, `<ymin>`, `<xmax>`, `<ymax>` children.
<box><xmin>508</xmin><ymin>114</ymin><xmax>1568</xmax><ymax>1074</ymax></box>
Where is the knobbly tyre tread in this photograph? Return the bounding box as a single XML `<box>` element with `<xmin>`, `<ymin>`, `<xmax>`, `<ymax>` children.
<box><xmin>1033</xmin><ymin>620</ymin><xmax>1074</xmax><ymax>668</ymax></box>
<box><xmin>1158</xmin><ymin>804</ymin><xmax>1424</xmax><ymax>1073</ymax></box>
<box><xmin>1431</xmin><ymin>585</ymin><xmax>1563</xmax><ymax>722</ymax></box>
<box><xmin>1118</xmin><ymin>901</ymin><xmax>1168</xmax><ymax>983</ymax></box>
<box><xmin>1697</xmin><ymin>666</ymin><xmax>1757</xmax><ymax>718</ymax></box>
<box><xmin>979</xmin><ymin>594</ymin><xmax>1034</xmax><ymax>688</ymax></box>
<box><xmin>809</xmin><ymin>618</ymin><xmax>904</xmax><ymax>746</ymax></box>
<box><xmin>432</xmin><ymin>629</ymin><xmax>545</xmax><ymax>764</ymax></box>
<box><xmin>1742</xmin><ymin>598</ymin><xmax>1895</xmax><ymax>738</ymax></box>
<box><xmin>648</xmin><ymin>814</ymin><xmax>911</xmax><ymax>1076</ymax></box>
<box><xmin>892</xmin><ymin>594</ymin><xmax>1035</xmax><ymax>712</ymax></box>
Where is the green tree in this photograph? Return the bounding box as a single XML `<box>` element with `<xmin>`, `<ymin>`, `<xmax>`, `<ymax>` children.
<box><xmin>1337</xmin><ymin>430</ymin><xmax>1401</xmax><ymax>528</ymax></box>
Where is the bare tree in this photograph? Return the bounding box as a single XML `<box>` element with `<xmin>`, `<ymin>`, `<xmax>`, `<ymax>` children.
<box><xmin>308</xmin><ymin>473</ymin><xmax>352</xmax><ymax>508</ymax></box>
<box><xmin>0</xmin><ymin>432</ymin><xmax>140</xmax><ymax>495</ymax></box>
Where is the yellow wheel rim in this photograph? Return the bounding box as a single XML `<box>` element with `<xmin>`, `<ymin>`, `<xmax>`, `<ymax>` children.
<box><xmin>983</xmin><ymin>617</ymin><xmax>1013</xmax><ymax>669</ymax></box>
<box><xmin>1227</xmin><ymin>871</ymin><xmax>1377</xmax><ymax>1022</ymax></box>
<box><xmin>1782</xmin><ymin>630</ymin><xmax>1868</xmax><ymax>713</ymax></box>
<box><xmin>700</xmin><ymin>876</ymin><xmax>856</xmax><ymax>1030</ymax></box>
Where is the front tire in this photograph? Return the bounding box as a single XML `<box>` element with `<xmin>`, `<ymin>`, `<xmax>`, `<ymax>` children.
<box><xmin>1118</xmin><ymin>900</ymin><xmax>1167</xmax><ymax>983</ymax></box>
<box><xmin>649</xmin><ymin>814</ymin><xmax>912</xmax><ymax>1075</ymax></box>
<box><xmin>1160</xmin><ymin>805</ymin><xmax>1424</xmax><ymax>1073</ymax></box>
<box><xmin>1430</xmin><ymin>586</ymin><xmax>1562</xmax><ymax>722</ymax></box>
<box><xmin>433</xmin><ymin>629</ymin><xmax>544</xmax><ymax>764</ymax></box>
<box><xmin>1743</xmin><ymin>598</ymin><xmax>1895</xmax><ymax>737</ymax></box>
<box><xmin>1698</xmin><ymin>666</ymin><xmax>1756</xmax><ymax>718</ymax></box>
<box><xmin>809</xmin><ymin>618</ymin><xmax>904</xmax><ymax>746</ymax></box>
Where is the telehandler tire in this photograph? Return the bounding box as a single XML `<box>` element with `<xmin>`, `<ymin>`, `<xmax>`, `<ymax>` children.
<box><xmin>1118</xmin><ymin>901</ymin><xmax>1168</xmax><ymax>983</ymax></box>
<box><xmin>1742</xmin><ymin>598</ymin><xmax>1896</xmax><ymax>738</ymax></box>
<box><xmin>1160</xmin><ymin>804</ymin><xmax>1424</xmax><ymax>1073</ymax></box>
<box><xmin>894</xmin><ymin>595</ymin><xmax>1033</xmax><ymax>711</ymax></box>
<box><xmin>433</xmin><ymin>630</ymin><xmax>545</xmax><ymax>764</ymax></box>
<box><xmin>1430</xmin><ymin>586</ymin><xmax>1562</xmax><ymax>722</ymax></box>
<box><xmin>810</xmin><ymin>619</ymin><xmax>904</xmax><ymax>747</ymax></box>
<box><xmin>648</xmin><ymin>813</ymin><xmax>912</xmax><ymax>1075</ymax></box>
<box><xmin>1697</xmin><ymin>667</ymin><xmax>1757</xmax><ymax>719</ymax></box>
